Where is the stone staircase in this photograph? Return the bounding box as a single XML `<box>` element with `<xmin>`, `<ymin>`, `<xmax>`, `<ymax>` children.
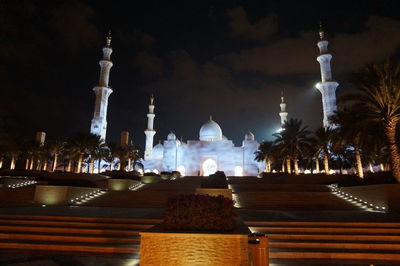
<box><xmin>1</xmin><ymin>214</ymin><xmax>400</xmax><ymax>265</ymax></box>
<box><xmin>0</xmin><ymin>214</ymin><xmax>159</xmax><ymax>256</ymax></box>
<box><xmin>246</xmin><ymin>220</ymin><xmax>400</xmax><ymax>265</ymax></box>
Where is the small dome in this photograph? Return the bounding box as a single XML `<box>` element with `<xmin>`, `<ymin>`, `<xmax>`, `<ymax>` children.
<box><xmin>151</xmin><ymin>143</ymin><xmax>164</xmax><ymax>158</ymax></box>
<box><xmin>167</xmin><ymin>132</ymin><xmax>176</xmax><ymax>140</ymax></box>
<box><xmin>245</xmin><ymin>131</ymin><xmax>255</xmax><ymax>141</ymax></box>
<box><xmin>199</xmin><ymin>118</ymin><xmax>223</xmax><ymax>141</ymax></box>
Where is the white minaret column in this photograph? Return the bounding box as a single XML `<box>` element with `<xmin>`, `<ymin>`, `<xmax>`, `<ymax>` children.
<box><xmin>315</xmin><ymin>24</ymin><xmax>339</xmax><ymax>129</ymax></box>
<box><xmin>144</xmin><ymin>95</ymin><xmax>156</xmax><ymax>160</ymax></box>
<box><xmin>90</xmin><ymin>31</ymin><xmax>114</xmax><ymax>141</ymax></box>
<box><xmin>279</xmin><ymin>91</ymin><xmax>288</xmax><ymax>125</ymax></box>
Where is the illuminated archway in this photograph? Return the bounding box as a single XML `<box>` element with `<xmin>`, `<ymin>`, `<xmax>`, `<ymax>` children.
<box><xmin>202</xmin><ymin>159</ymin><xmax>217</xmax><ymax>176</ymax></box>
<box><xmin>234</xmin><ymin>166</ymin><xmax>243</xmax><ymax>176</ymax></box>
<box><xmin>177</xmin><ymin>165</ymin><xmax>186</xmax><ymax>176</ymax></box>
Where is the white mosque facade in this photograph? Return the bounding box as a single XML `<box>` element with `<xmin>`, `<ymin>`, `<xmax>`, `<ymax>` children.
<box><xmin>142</xmin><ymin>111</ymin><xmax>263</xmax><ymax>176</ymax></box>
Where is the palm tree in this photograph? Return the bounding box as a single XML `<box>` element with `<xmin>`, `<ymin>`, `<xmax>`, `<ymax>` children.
<box><xmin>273</xmin><ymin>118</ymin><xmax>312</xmax><ymax>175</ymax></box>
<box><xmin>331</xmin><ymin>109</ymin><xmax>367</xmax><ymax>178</ymax></box>
<box><xmin>312</xmin><ymin>127</ymin><xmax>333</xmax><ymax>175</ymax></box>
<box><xmin>68</xmin><ymin>133</ymin><xmax>96</xmax><ymax>173</ymax></box>
<box><xmin>46</xmin><ymin>139</ymin><xmax>65</xmax><ymax>172</ymax></box>
<box><xmin>343</xmin><ymin>61</ymin><xmax>400</xmax><ymax>182</ymax></box>
<box><xmin>255</xmin><ymin>141</ymin><xmax>274</xmax><ymax>173</ymax></box>
<box><xmin>62</xmin><ymin>141</ymin><xmax>78</xmax><ymax>172</ymax></box>
<box><xmin>104</xmin><ymin>142</ymin><xmax>118</xmax><ymax>171</ymax></box>
<box><xmin>86</xmin><ymin>134</ymin><xmax>105</xmax><ymax>174</ymax></box>
<box><xmin>126</xmin><ymin>143</ymin><xmax>142</xmax><ymax>171</ymax></box>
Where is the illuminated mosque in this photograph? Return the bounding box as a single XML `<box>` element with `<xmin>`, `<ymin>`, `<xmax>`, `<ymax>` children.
<box><xmin>89</xmin><ymin>25</ymin><xmax>337</xmax><ymax>176</ymax></box>
<box><xmin>141</xmin><ymin>96</ymin><xmax>264</xmax><ymax>176</ymax></box>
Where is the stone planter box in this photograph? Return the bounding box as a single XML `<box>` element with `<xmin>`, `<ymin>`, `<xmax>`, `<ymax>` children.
<box><xmin>34</xmin><ymin>185</ymin><xmax>98</xmax><ymax>206</ymax></box>
<box><xmin>107</xmin><ymin>179</ymin><xmax>140</xmax><ymax>191</ymax></box>
<box><xmin>141</xmin><ymin>175</ymin><xmax>162</xmax><ymax>184</ymax></box>
<box><xmin>195</xmin><ymin>188</ymin><xmax>233</xmax><ymax>199</ymax></box>
<box><xmin>140</xmin><ymin>220</ymin><xmax>250</xmax><ymax>265</ymax></box>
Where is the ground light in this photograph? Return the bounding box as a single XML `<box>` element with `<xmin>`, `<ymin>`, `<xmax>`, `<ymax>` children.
<box><xmin>329</xmin><ymin>184</ymin><xmax>386</xmax><ymax>212</ymax></box>
<box><xmin>130</xmin><ymin>183</ymin><xmax>145</xmax><ymax>191</ymax></box>
<box><xmin>8</xmin><ymin>180</ymin><xmax>37</xmax><ymax>188</ymax></box>
<box><xmin>70</xmin><ymin>189</ymin><xmax>107</xmax><ymax>205</ymax></box>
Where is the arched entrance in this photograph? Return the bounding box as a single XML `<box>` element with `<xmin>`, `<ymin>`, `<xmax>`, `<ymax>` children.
<box><xmin>234</xmin><ymin>166</ymin><xmax>243</xmax><ymax>176</ymax></box>
<box><xmin>177</xmin><ymin>165</ymin><xmax>186</xmax><ymax>176</ymax></box>
<box><xmin>202</xmin><ymin>159</ymin><xmax>217</xmax><ymax>176</ymax></box>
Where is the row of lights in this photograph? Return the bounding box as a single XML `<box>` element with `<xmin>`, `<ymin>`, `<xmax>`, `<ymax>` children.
<box><xmin>129</xmin><ymin>183</ymin><xmax>145</xmax><ymax>191</ymax></box>
<box><xmin>70</xmin><ymin>189</ymin><xmax>107</xmax><ymax>205</ymax></box>
<box><xmin>8</xmin><ymin>180</ymin><xmax>37</xmax><ymax>188</ymax></box>
<box><xmin>329</xmin><ymin>184</ymin><xmax>386</xmax><ymax>212</ymax></box>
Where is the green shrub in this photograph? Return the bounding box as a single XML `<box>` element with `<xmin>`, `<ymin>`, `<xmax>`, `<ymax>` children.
<box><xmin>163</xmin><ymin>194</ymin><xmax>236</xmax><ymax>231</ymax></box>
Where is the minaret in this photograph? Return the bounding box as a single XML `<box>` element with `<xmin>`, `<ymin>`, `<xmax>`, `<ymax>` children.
<box><xmin>144</xmin><ymin>95</ymin><xmax>156</xmax><ymax>160</ymax></box>
<box><xmin>279</xmin><ymin>91</ymin><xmax>288</xmax><ymax>125</ymax></box>
<box><xmin>315</xmin><ymin>24</ymin><xmax>339</xmax><ymax>128</ymax></box>
<box><xmin>90</xmin><ymin>30</ymin><xmax>114</xmax><ymax>140</ymax></box>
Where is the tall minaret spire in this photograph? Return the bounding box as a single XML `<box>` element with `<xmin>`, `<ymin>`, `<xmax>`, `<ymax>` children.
<box><xmin>90</xmin><ymin>30</ymin><xmax>114</xmax><ymax>140</ymax></box>
<box><xmin>279</xmin><ymin>91</ymin><xmax>288</xmax><ymax>125</ymax></box>
<box><xmin>144</xmin><ymin>94</ymin><xmax>156</xmax><ymax>160</ymax></box>
<box><xmin>315</xmin><ymin>23</ymin><xmax>338</xmax><ymax>128</ymax></box>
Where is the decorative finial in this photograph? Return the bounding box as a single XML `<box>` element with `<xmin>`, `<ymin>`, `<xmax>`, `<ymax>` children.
<box><xmin>106</xmin><ymin>29</ymin><xmax>112</xmax><ymax>47</ymax></box>
<box><xmin>318</xmin><ymin>22</ymin><xmax>325</xmax><ymax>40</ymax></box>
<box><xmin>281</xmin><ymin>90</ymin><xmax>284</xmax><ymax>103</ymax></box>
<box><xmin>150</xmin><ymin>94</ymin><xmax>154</xmax><ymax>105</ymax></box>
<box><xmin>209</xmin><ymin>115</ymin><xmax>213</xmax><ymax>121</ymax></box>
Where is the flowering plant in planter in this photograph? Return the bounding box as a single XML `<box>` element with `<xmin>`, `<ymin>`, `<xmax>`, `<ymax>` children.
<box><xmin>163</xmin><ymin>194</ymin><xmax>236</xmax><ymax>231</ymax></box>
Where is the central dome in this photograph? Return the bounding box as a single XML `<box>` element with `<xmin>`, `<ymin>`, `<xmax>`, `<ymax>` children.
<box><xmin>199</xmin><ymin>117</ymin><xmax>223</xmax><ymax>141</ymax></box>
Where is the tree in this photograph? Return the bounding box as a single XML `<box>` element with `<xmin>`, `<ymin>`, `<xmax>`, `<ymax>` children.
<box><xmin>312</xmin><ymin>127</ymin><xmax>333</xmax><ymax>175</ymax></box>
<box><xmin>104</xmin><ymin>142</ymin><xmax>118</xmax><ymax>171</ymax></box>
<box><xmin>273</xmin><ymin>118</ymin><xmax>312</xmax><ymax>175</ymax></box>
<box><xmin>126</xmin><ymin>143</ymin><xmax>142</xmax><ymax>171</ymax></box>
<box><xmin>46</xmin><ymin>139</ymin><xmax>65</xmax><ymax>172</ymax></box>
<box><xmin>255</xmin><ymin>141</ymin><xmax>274</xmax><ymax>173</ymax></box>
<box><xmin>331</xmin><ymin>109</ymin><xmax>368</xmax><ymax>178</ymax></box>
<box><xmin>68</xmin><ymin>133</ymin><xmax>98</xmax><ymax>173</ymax></box>
<box><xmin>343</xmin><ymin>61</ymin><xmax>400</xmax><ymax>182</ymax></box>
<box><xmin>85</xmin><ymin>134</ymin><xmax>106</xmax><ymax>174</ymax></box>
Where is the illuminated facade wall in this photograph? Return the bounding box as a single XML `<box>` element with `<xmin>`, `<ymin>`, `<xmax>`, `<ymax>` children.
<box><xmin>143</xmin><ymin>129</ymin><xmax>263</xmax><ymax>176</ymax></box>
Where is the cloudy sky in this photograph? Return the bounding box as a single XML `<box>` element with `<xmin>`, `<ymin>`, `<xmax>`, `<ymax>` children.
<box><xmin>1</xmin><ymin>0</ymin><xmax>400</xmax><ymax>147</ymax></box>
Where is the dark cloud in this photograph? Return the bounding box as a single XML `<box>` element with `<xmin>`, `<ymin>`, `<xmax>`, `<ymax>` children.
<box><xmin>228</xmin><ymin>16</ymin><xmax>400</xmax><ymax>76</ymax></box>
<box><xmin>51</xmin><ymin>2</ymin><xmax>99</xmax><ymax>53</ymax></box>
<box><xmin>2</xmin><ymin>1</ymin><xmax>400</xmax><ymax>145</ymax></box>
<box><xmin>227</xmin><ymin>7</ymin><xmax>278</xmax><ymax>41</ymax></box>
<box><xmin>135</xmin><ymin>49</ymin><xmax>300</xmax><ymax>142</ymax></box>
<box><xmin>134</xmin><ymin>52</ymin><xmax>163</xmax><ymax>75</ymax></box>
<box><xmin>141</xmin><ymin>33</ymin><xmax>155</xmax><ymax>47</ymax></box>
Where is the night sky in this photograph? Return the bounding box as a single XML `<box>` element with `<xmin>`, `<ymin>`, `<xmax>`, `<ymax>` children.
<box><xmin>1</xmin><ymin>0</ymin><xmax>400</xmax><ymax>148</ymax></box>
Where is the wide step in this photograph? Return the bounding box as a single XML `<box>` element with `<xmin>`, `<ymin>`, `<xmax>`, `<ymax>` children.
<box><xmin>0</xmin><ymin>241</ymin><xmax>138</xmax><ymax>254</ymax></box>
<box><xmin>0</xmin><ymin>215</ymin><xmax>154</xmax><ymax>256</ymax></box>
<box><xmin>247</xmin><ymin>221</ymin><xmax>400</xmax><ymax>263</ymax></box>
